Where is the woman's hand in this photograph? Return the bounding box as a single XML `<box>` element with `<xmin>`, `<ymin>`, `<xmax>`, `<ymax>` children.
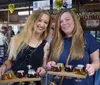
<box><xmin>47</xmin><ymin>61</ymin><xmax>56</xmax><ymax>70</ymax></box>
<box><xmin>0</xmin><ymin>64</ymin><xmax>7</xmax><ymax>77</ymax></box>
<box><xmin>85</xmin><ymin>64</ymin><xmax>95</xmax><ymax>76</ymax></box>
<box><xmin>36</xmin><ymin>67</ymin><xmax>46</xmax><ymax>76</ymax></box>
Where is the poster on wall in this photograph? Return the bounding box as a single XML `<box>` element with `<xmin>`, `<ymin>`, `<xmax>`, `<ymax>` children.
<box><xmin>33</xmin><ymin>0</ymin><xmax>50</xmax><ymax>10</ymax></box>
<box><xmin>86</xmin><ymin>20</ymin><xmax>100</xmax><ymax>28</ymax></box>
<box><xmin>53</xmin><ymin>0</ymin><xmax>72</xmax><ymax>9</ymax></box>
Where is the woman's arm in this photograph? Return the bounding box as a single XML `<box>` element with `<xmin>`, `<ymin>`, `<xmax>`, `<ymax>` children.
<box><xmin>0</xmin><ymin>59</ymin><xmax>12</xmax><ymax>77</ymax></box>
<box><xmin>90</xmin><ymin>49</ymin><xmax>100</xmax><ymax>70</ymax></box>
<box><xmin>4</xmin><ymin>37</ymin><xmax>15</xmax><ymax>69</ymax></box>
<box><xmin>0</xmin><ymin>37</ymin><xmax>15</xmax><ymax>76</ymax></box>
<box><xmin>37</xmin><ymin>42</ymin><xmax>50</xmax><ymax>76</ymax></box>
<box><xmin>86</xmin><ymin>49</ymin><xmax>100</xmax><ymax>76</ymax></box>
<box><xmin>43</xmin><ymin>42</ymin><xmax>50</xmax><ymax>68</ymax></box>
<box><xmin>3</xmin><ymin>59</ymin><xmax>12</xmax><ymax>70</ymax></box>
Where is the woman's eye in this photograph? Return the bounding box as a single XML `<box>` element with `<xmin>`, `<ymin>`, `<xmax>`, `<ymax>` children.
<box><xmin>65</xmin><ymin>19</ymin><xmax>70</xmax><ymax>21</ymax></box>
<box><xmin>39</xmin><ymin>19</ymin><xmax>42</xmax><ymax>22</ymax></box>
<box><xmin>45</xmin><ymin>21</ymin><xmax>48</xmax><ymax>24</ymax></box>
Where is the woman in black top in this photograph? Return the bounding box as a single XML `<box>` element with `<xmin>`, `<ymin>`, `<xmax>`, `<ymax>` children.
<box><xmin>0</xmin><ymin>10</ymin><xmax>52</xmax><ymax>85</ymax></box>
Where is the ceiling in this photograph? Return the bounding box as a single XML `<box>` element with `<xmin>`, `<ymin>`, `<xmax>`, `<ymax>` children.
<box><xmin>0</xmin><ymin>0</ymin><xmax>100</xmax><ymax>7</ymax></box>
<box><xmin>0</xmin><ymin>0</ymin><xmax>35</xmax><ymax>9</ymax></box>
<box><xmin>0</xmin><ymin>0</ymin><xmax>37</xmax><ymax>5</ymax></box>
<box><xmin>0</xmin><ymin>0</ymin><xmax>99</xmax><ymax>4</ymax></box>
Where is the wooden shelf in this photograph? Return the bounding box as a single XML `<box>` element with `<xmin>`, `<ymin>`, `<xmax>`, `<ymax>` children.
<box><xmin>47</xmin><ymin>71</ymin><xmax>87</xmax><ymax>79</ymax></box>
<box><xmin>0</xmin><ymin>77</ymin><xmax>41</xmax><ymax>83</ymax></box>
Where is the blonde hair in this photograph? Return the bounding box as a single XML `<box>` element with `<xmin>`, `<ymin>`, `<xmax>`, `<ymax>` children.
<box><xmin>49</xmin><ymin>9</ymin><xmax>85</xmax><ymax>61</ymax></box>
<box><xmin>8</xmin><ymin>10</ymin><xmax>52</xmax><ymax>60</ymax></box>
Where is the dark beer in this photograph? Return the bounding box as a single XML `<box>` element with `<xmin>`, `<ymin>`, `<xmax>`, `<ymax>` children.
<box><xmin>74</xmin><ymin>65</ymin><xmax>86</xmax><ymax>75</ymax></box>
<box><xmin>16</xmin><ymin>70</ymin><xmax>25</xmax><ymax>78</ymax></box>
<box><xmin>65</xmin><ymin>65</ymin><xmax>73</xmax><ymax>72</ymax></box>
<box><xmin>51</xmin><ymin>65</ymin><xmax>61</xmax><ymax>72</ymax></box>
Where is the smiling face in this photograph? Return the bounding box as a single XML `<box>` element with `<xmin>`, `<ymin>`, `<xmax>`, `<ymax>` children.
<box><xmin>60</xmin><ymin>12</ymin><xmax>75</xmax><ymax>37</ymax></box>
<box><xmin>34</xmin><ymin>13</ymin><xmax>50</xmax><ymax>35</ymax></box>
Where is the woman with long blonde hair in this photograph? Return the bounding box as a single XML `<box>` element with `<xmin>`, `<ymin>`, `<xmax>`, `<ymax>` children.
<box><xmin>47</xmin><ymin>9</ymin><xmax>100</xmax><ymax>85</ymax></box>
<box><xmin>0</xmin><ymin>10</ymin><xmax>52</xmax><ymax>85</ymax></box>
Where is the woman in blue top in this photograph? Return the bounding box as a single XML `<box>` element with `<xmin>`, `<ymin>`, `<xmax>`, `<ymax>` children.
<box><xmin>47</xmin><ymin>9</ymin><xmax>100</xmax><ymax>85</ymax></box>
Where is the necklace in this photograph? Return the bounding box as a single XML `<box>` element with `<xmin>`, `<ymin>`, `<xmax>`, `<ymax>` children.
<box><xmin>26</xmin><ymin>40</ymin><xmax>42</xmax><ymax>61</ymax></box>
<box><xmin>28</xmin><ymin>40</ymin><xmax>41</xmax><ymax>48</ymax></box>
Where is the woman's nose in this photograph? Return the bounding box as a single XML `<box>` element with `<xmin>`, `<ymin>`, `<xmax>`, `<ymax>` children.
<box><xmin>63</xmin><ymin>20</ymin><xmax>67</xmax><ymax>25</ymax></box>
<box><xmin>40</xmin><ymin>22</ymin><xmax>45</xmax><ymax>27</ymax></box>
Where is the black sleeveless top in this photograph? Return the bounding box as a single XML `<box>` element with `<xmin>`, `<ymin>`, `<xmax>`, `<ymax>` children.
<box><xmin>12</xmin><ymin>40</ymin><xmax>47</xmax><ymax>74</ymax></box>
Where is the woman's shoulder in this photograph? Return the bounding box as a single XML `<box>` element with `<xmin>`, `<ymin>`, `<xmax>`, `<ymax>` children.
<box><xmin>44</xmin><ymin>40</ymin><xmax>50</xmax><ymax>45</ymax></box>
<box><xmin>9</xmin><ymin>35</ymin><xmax>22</xmax><ymax>48</ymax></box>
<box><xmin>11</xmin><ymin>34</ymin><xmax>20</xmax><ymax>42</ymax></box>
<box><xmin>45</xmin><ymin>41</ymin><xmax>50</xmax><ymax>47</ymax></box>
<box><xmin>84</xmin><ymin>32</ymin><xmax>96</xmax><ymax>41</ymax></box>
<box><xmin>84</xmin><ymin>32</ymin><xmax>92</xmax><ymax>37</ymax></box>
<box><xmin>43</xmin><ymin>40</ymin><xmax>50</xmax><ymax>49</ymax></box>
<box><xmin>84</xmin><ymin>32</ymin><xmax>100</xmax><ymax>53</ymax></box>
<box><xmin>84</xmin><ymin>32</ymin><xmax>95</xmax><ymax>41</ymax></box>
<box><xmin>42</xmin><ymin>40</ymin><xmax>49</xmax><ymax>46</ymax></box>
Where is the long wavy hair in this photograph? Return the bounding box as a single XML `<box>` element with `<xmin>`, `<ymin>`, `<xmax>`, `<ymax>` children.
<box><xmin>49</xmin><ymin>9</ymin><xmax>85</xmax><ymax>61</ymax></box>
<box><xmin>8</xmin><ymin>10</ymin><xmax>52</xmax><ymax>60</ymax></box>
